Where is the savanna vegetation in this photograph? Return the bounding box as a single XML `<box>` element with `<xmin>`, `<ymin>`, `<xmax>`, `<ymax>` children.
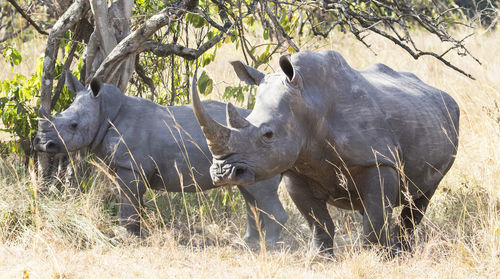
<box><xmin>0</xmin><ymin>0</ymin><xmax>499</xmax><ymax>278</ymax></box>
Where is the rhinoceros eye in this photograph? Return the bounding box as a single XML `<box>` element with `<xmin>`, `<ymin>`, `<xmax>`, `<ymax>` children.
<box><xmin>70</xmin><ymin>122</ymin><xmax>78</xmax><ymax>130</ymax></box>
<box><xmin>261</xmin><ymin>127</ymin><xmax>274</xmax><ymax>144</ymax></box>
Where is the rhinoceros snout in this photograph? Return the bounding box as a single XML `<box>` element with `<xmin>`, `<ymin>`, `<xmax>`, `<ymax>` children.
<box><xmin>210</xmin><ymin>161</ymin><xmax>255</xmax><ymax>186</ymax></box>
<box><xmin>33</xmin><ymin>136</ymin><xmax>41</xmax><ymax>146</ymax></box>
<box><xmin>33</xmin><ymin>136</ymin><xmax>60</xmax><ymax>153</ymax></box>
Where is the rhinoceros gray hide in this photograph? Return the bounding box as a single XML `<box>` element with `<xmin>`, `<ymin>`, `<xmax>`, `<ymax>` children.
<box><xmin>34</xmin><ymin>72</ymin><xmax>287</xmax><ymax>244</ymax></box>
<box><xmin>191</xmin><ymin>50</ymin><xmax>460</xmax><ymax>255</ymax></box>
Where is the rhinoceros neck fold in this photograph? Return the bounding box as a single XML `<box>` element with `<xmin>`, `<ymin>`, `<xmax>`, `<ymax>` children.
<box><xmin>89</xmin><ymin>110</ymin><xmax>118</xmax><ymax>152</ymax></box>
<box><xmin>90</xmin><ymin>88</ymin><xmax>123</xmax><ymax>152</ymax></box>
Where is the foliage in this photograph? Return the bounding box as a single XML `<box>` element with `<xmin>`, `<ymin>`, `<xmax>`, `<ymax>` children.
<box><xmin>129</xmin><ymin>0</ymin><xmax>308</xmax><ymax>107</ymax></box>
<box><xmin>0</xmin><ymin>52</ymin><xmax>40</xmax><ymax>154</ymax></box>
<box><xmin>130</xmin><ymin>0</ymin><xmax>486</xmax><ymax>108</ymax></box>
<box><xmin>1</xmin><ymin>0</ymin><xmax>487</xmax><ymax>140</ymax></box>
<box><xmin>0</xmin><ymin>44</ymin><xmax>79</xmax><ymax>155</ymax></box>
<box><xmin>2</xmin><ymin>46</ymin><xmax>22</xmax><ymax>67</ymax></box>
<box><xmin>197</xmin><ymin>71</ymin><xmax>213</xmax><ymax>96</ymax></box>
<box><xmin>223</xmin><ymin>85</ymin><xmax>253</xmax><ymax>108</ymax></box>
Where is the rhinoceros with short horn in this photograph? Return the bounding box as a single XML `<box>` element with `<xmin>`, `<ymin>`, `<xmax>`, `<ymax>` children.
<box><xmin>34</xmin><ymin>72</ymin><xmax>287</xmax><ymax>244</ymax></box>
<box><xmin>191</xmin><ymin>50</ymin><xmax>460</xmax><ymax>253</ymax></box>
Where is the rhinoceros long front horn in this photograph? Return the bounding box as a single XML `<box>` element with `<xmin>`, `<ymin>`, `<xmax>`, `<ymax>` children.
<box><xmin>191</xmin><ymin>76</ymin><xmax>231</xmax><ymax>155</ymax></box>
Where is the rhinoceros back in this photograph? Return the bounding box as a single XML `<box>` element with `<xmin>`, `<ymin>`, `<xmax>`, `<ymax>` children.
<box><xmin>360</xmin><ymin>63</ymin><xmax>459</xmax><ymax>196</ymax></box>
<box><xmin>98</xmin><ymin>96</ymin><xmax>250</xmax><ymax>192</ymax></box>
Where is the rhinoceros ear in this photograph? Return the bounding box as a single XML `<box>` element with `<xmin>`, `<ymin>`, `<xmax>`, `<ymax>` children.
<box><xmin>230</xmin><ymin>61</ymin><xmax>265</xmax><ymax>86</ymax></box>
<box><xmin>65</xmin><ymin>71</ymin><xmax>86</xmax><ymax>94</ymax></box>
<box><xmin>279</xmin><ymin>54</ymin><xmax>302</xmax><ymax>89</ymax></box>
<box><xmin>90</xmin><ymin>78</ymin><xmax>103</xmax><ymax>97</ymax></box>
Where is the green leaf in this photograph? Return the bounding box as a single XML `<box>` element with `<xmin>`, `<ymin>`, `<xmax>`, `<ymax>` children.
<box><xmin>186</xmin><ymin>13</ymin><xmax>207</xmax><ymax>28</ymax></box>
<box><xmin>202</xmin><ymin>53</ymin><xmax>214</xmax><ymax>66</ymax></box>
<box><xmin>197</xmin><ymin>71</ymin><xmax>213</xmax><ymax>96</ymax></box>
<box><xmin>223</xmin><ymin>86</ymin><xmax>235</xmax><ymax>100</ymax></box>
<box><xmin>2</xmin><ymin>47</ymin><xmax>22</xmax><ymax>67</ymax></box>
<box><xmin>207</xmin><ymin>31</ymin><xmax>214</xmax><ymax>40</ymax></box>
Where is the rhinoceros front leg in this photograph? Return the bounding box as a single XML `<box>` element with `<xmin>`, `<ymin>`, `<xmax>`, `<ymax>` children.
<box><xmin>283</xmin><ymin>171</ymin><xmax>335</xmax><ymax>254</ymax></box>
<box><xmin>357</xmin><ymin>166</ymin><xmax>399</xmax><ymax>250</ymax></box>
<box><xmin>238</xmin><ymin>175</ymin><xmax>288</xmax><ymax>245</ymax></box>
<box><xmin>115</xmin><ymin>168</ymin><xmax>147</xmax><ymax>236</ymax></box>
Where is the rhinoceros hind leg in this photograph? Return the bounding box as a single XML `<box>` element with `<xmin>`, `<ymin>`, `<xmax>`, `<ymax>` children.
<box><xmin>357</xmin><ymin>166</ymin><xmax>399</xmax><ymax>249</ymax></box>
<box><xmin>395</xmin><ymin>186</ymin><xmax>438</xmax><ymax>252</ymax></box>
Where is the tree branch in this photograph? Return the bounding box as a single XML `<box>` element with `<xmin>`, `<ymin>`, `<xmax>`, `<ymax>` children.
<box><xmin>264</xmin><ymin>1</ymin><xmax>299</xmax><ymax>52</ymax></box>
<box><xmin>140</xmin><ymin>28</ymin><xmax>231</xmax><ymax>60</ymax></box>
<box><xmin>6</xmin><ymin>0</ymin><xmax>48</xmax><ymax>35</ymax></box>
<box><xmin>40</xmin><ymin>0</ymin><xmax>90</xmax><ymax>111</ymax></box>
<box><xmin>367</xmin><ymin>26</ymin><xmax>476</xmax><ymax>80</ymax></box>
<box><xmin>303</xmin><ymin>0</ymin><xmax>480</xmax><ymax>79</ymax></box>
<box><xmin>134</xmin><ymin>56</ymin><xmax>156</xmax><ymax>100</ymax></box>
<box><xmin>0</xmin><ymin>22</ymin><xmax>28</xmax><ymax>44</ymax></box>
<box><xmin>93</xmin><ymin>0</ymin><xmax>199</xmax><ymax>82</ymax></box>
<box><xmin>51</xmin><ymin>41</ymin><xmax>78</xmax><ymax>109</ymax></box>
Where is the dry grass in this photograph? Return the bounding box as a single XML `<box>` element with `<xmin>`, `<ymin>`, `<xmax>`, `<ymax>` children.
<box><xmin>1</xmin><ymin>29</ymin><xmax>499</xmax><ymax>278</ymax></box>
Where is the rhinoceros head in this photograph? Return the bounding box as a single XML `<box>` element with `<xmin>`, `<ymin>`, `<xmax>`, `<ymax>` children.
<box><xmin>34</xmin><ymin>72</ymin><xmax>105</xmax><ymax>153</ymax></box>
<box><xmin>192</xmin><ymin>55</ymin><xmax>305</xmax><ymax>186</ymax></box>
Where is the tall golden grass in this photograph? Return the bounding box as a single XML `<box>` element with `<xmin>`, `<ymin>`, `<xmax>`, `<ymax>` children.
<box><xmin>0</xmin><ymin>29</ymin><xmax>499</xmax><ymax>278</ymax></box>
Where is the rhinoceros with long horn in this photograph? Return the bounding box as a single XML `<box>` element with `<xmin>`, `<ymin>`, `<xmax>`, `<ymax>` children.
<box><xmin>34</xmin><ymin>72</ymin><xmax>287</xmax><ymax>244</ymax></box>
<box><xmin>191</xmin><ymin>50</ymin><xmax>460</xmax><ymax>254</ymax></box>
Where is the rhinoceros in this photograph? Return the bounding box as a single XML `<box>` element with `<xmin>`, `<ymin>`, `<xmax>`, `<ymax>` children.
<box><xmin>191</xmin><ymin>50</ymin><xmax>460</xmax><ymax>253</ymax></box>
<box><xmin>33</xmin><ymin>72</ymin><xmax>287</xmax><ymax>244</ymax></box>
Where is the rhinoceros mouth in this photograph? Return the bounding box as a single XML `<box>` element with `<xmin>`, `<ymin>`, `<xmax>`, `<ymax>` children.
<box><xmin>210</xmin><ymin>161</ymin><xmax>255</xmax><ymax>186</ymax></box>
<box><xmin>33</xmin><ymin>135</ymin><xmax>63</xmax><ymax>153</ymax></box>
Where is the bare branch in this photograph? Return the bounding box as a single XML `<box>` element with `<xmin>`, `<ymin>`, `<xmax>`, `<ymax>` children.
<box><xmin>93</xmin><ymin>0</ymin><xmax>199</xmax><ymax>84</ymax></box>
<box><xmin>135</xmin><ymin>56</ymin><xmax>156</xmax><ymax>100</ymax></box>
<box><xmin>305</xmin><ymin>0</ymin><xmax>481</xmax><ymax>79</ymax></box>
<box><xmin>40</xmin><ymin>0</ymin><xmax>90</xmax><ymax>111</ymax></box>
<box><xmin>6</xmin><ymin>0</ymin><xmax>48</xmax><ymax>35</ymax></box>
<box><xmin>264</xmin><ymin>1</ymin><xmax>300</xmax><ymax>52</ymax></box>
<box><xmin>0</xmin><ymin>22</ymin><xmax>28</xmax><ymax>44</ymax></box>
<box><xmin>367</xmin><ymin>26</ymin><xmax>476</xmax><ymax>80</ymax></box>
<box><xmin>51</xmin><ymin>41</ymin><xmax>78</xmax><ymax>109</ymax></box>
<box><xmin>193</xmin><ymin>7</ymin><xmax>225</xmax><ymax>31</ymax></box>
<box><xmin>140</xmin><ymin>28</ymin><xmax>231</xmax><ymax>60</ymax></box>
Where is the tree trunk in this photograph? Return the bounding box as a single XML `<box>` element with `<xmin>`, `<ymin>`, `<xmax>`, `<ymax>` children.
<box><xmin>85</xmin><ymin>0</ymin><xmax>134</xmax><ymax>90</ymax></box>
<box><xmin>38</xmin><ymin>0</ymin><xmax>90</xmax><ymax>181</ymax></box>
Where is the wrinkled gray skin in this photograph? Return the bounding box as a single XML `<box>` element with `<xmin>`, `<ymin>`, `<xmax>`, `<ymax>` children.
<box><xmin>192</xmin><ymin>50</ymin><xmax>460</xmax><ymax>254</ymax></box>
<box><xmin>34</xmin><ymin>72</ymin><xmax>287</xmax><ymax>244</ymax></box>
